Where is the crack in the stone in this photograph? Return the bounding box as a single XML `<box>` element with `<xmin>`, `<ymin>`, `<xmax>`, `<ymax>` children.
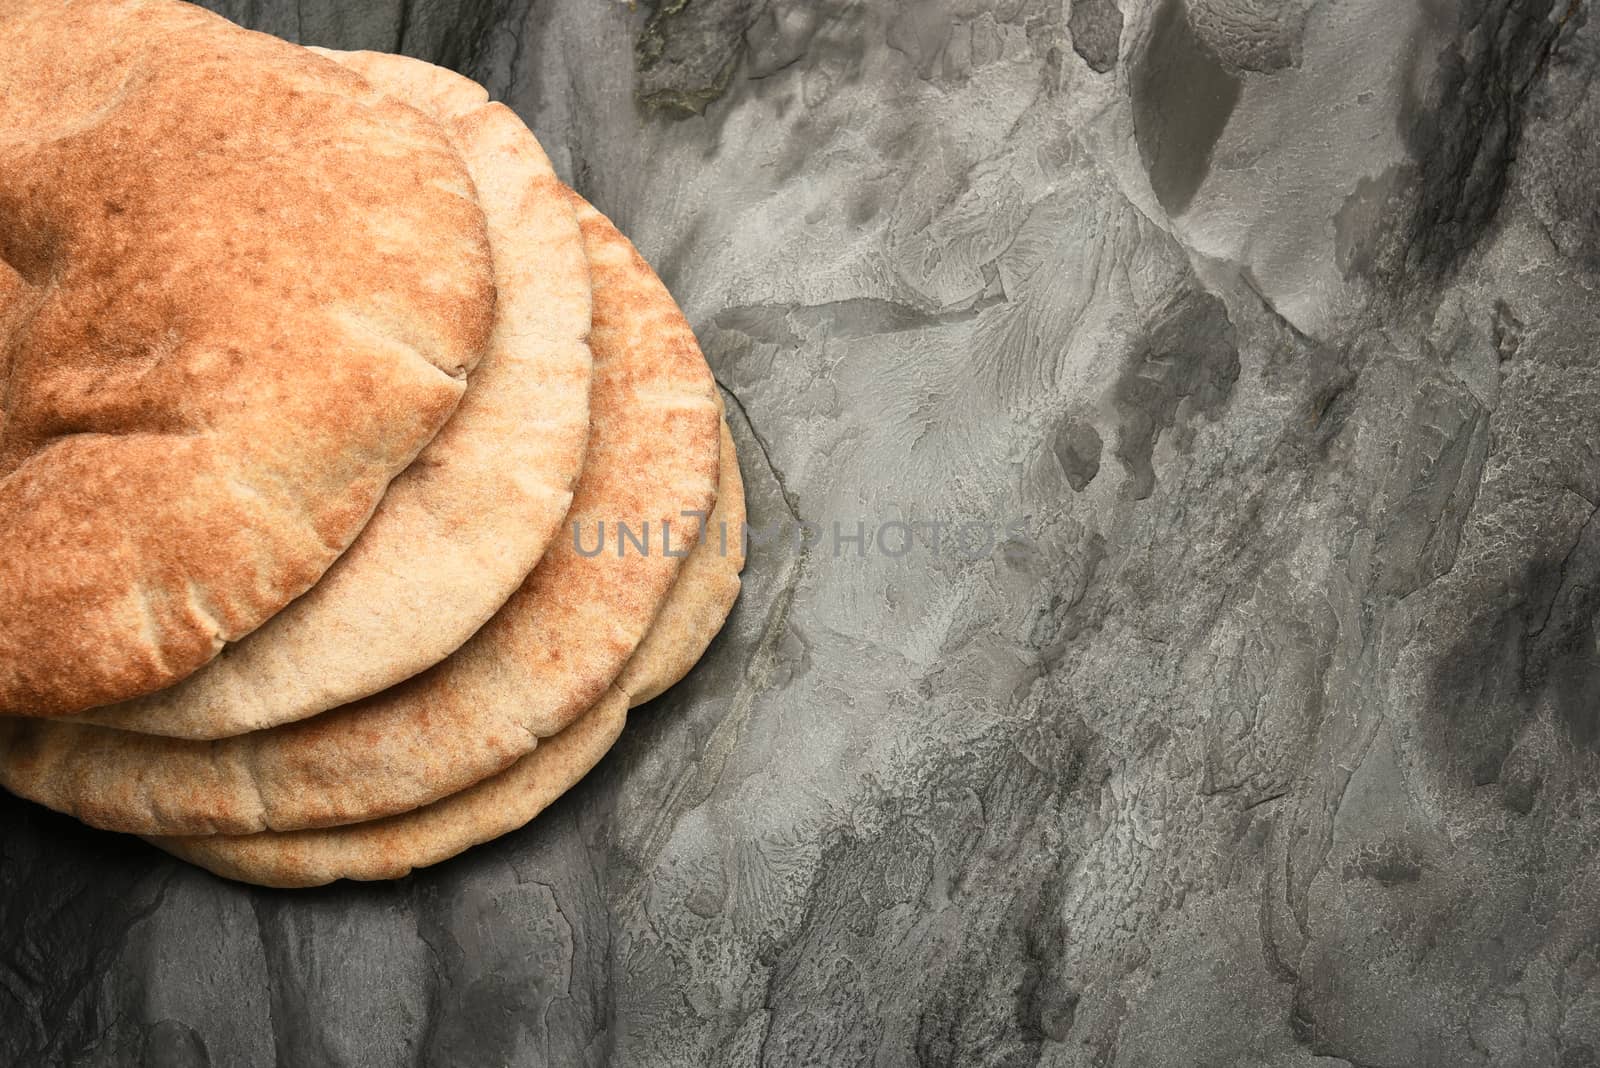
<box><xmin>717</xmin><ymin>377</ymin><xmax>801</xmax><ymax>523</ymax></box>
<box><xmin>411</xmin><ymin>877</ymin><xmax>450</xmax><ymax>1065</ymax></box>
<box><xmin>48</xmin><ymin>864</ymin><xmax>184</xmax><ymax>1065</ymax></box>
<box><xmin>617</xmin><ymin>543</ymin><xmax>807</xmax><ymax>911</ymax></box>
<box><xmin>246</xmin><ymin>895</ymin><xmax>290</xmax><ymax>1067</ymax></box>
<box><xmin>1528</xmin><ymin>501</ymin><xmax>1600</xmax><ymax>640</ymax></box>
<box><xmin>603</xmin><ymin>367</ymin><xmax>812</xmax><ymax>911</ymax></box>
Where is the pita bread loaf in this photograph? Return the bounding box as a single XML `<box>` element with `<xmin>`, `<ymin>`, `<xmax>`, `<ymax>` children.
<box><xmin>0</xmin><ymin>0</ymin><xmax>497</xmax><ymax>717</ymax></box>
<box><xmin>0</xmin><ymin>190</ymin><xmax>721</xmax><ymax>836</ymax></box>
<box><xmin>615</xmin><ymin>417</ymin><xmax>747</xmax><ymax>705</ymax></box>
<box><xmin>150</xmin><ymin>423</ymin><xmax>745</xmax><ymax>887</ymax></box>
<box><xmin>68</xmin><ymin>52</ymin><xmax>593</xmax><ymax>739</ymax></box>
<box><xmin>154</xmin><ymin>692</ymin><xmax>630</xmax><ymax>888</ymax></box>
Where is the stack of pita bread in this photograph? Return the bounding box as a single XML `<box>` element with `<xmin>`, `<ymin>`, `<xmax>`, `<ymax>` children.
<box><xmin>0</xmin><ymin>0</ymin><xmax>744</xmax><ymax>887</ymax></box>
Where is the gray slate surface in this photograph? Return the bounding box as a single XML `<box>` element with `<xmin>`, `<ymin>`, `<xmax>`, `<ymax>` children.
<box><xmin>3</xmin><ymin>0</ymin><xmax>1598</xmax><ymax>1064</ymax></box>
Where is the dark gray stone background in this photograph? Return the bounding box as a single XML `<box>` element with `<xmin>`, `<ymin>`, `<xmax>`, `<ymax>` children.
<box><xmin>3</xmin><ymin>0</ymin><xmax>1598</xmax><ymax>1064</ymax></box>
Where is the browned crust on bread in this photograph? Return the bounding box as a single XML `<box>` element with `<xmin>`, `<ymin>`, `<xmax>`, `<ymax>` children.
<box><xmin>147</xmin><ymin>427</ymin><xmax>744</xmax><ymax>887</ymax></box>
<box><xmin>150</xmin><ymin>691</ymin><xmax>630</xmax><ymax>887</ymax></box>
<box><xmin>0</xmin><ymin>0</ymin><xmax>496</xmax><ymax>716</ymax></box>
<box><xmin>65</xmin><ymin>50</ymin><xmax>594</xmax><ymax>738</ymax></box>
<box><xmin>0</xmin><ymin>188</ymin><xmax>718</xmax><ymax>836</ymax></box>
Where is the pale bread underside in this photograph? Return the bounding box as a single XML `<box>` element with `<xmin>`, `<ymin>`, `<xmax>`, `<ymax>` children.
<box><xmin>67</xmin><ymin>50</ymin><xmax>593</xmax><ymax>739</ymax></box>
<box><xmin>0</xmin><ymin>0</ymin><xmax>496</xmax><ymax>717</ymax></box>
<box><xmin>150</xmin><ymin>424</ymin><xmax>745</xmax><ymax>888</ymax></box>
<box><xmin>0</xmin><ymin>190</ymin><xmax>721</xmax><ymax>836</ymax></box>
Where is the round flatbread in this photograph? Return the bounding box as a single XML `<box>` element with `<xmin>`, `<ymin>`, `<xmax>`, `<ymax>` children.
<box><xmin>615</xmin><ymin>416</ymin><xmax>747</xmax><ymax>705</ymax></box>
<box><xmin>67</xmin><ymin>52</ymin><xmax>593</xmax><ymax>739</ymax></box>
<box><xmin>0</xmin><ymin>189</ymin><xmax>721</xmax><ymax>836</ymax></box>
<box><xmin>0</xmin><ymin>0</ymin><xmax>496</xmax><ymax>717</ymax></box>
<box><xmin>152</xmin><ymin>691</ymin><xmax>631</xmax><ymax>889</ymax></box>
<box><xmin>150</xmin><ymin>423</ymin><xmax>745</xmax><ymax>887</ymax></box>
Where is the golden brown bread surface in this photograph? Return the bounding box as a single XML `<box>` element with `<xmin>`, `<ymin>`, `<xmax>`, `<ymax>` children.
<box><xmin>151</xmin><ymin>691</ymin><xmax>632</xmax><ymax>888</ymax></box>
<box><xmin>615</xmin><ymin>416</ymin><xmax>747</xmax><ymax>705</ymax></box>
<box><xmin>0</xmin><ymin>0</ymin><xmax>496</xmax><ymax>717</ymax></box>
<box><xmin>150</xmin><ymin>424</ymin><xmax>745</xmax><ymax>887</ymax></box>
<box><xmin>0</xmin><ymin>189</ymin><xmax>720</xmax><ymax>836</ymax></box>
<box><xmin>68</xmin><ymin>50</ymin><xmax>594</xmax><ymax>739</ymax></box>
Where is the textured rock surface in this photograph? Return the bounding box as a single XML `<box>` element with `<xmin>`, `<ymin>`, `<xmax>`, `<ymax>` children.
<box><xmin>3</xmin><ymin>0</ymin><xmax>1597</xmax><ymax>1064</ymax></box>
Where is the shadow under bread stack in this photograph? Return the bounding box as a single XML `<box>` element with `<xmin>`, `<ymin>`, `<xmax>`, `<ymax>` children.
<box><xmin>0</xmin><ymin>1</ymin><xmax>743</xmax><ymax>887</ymax></box>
